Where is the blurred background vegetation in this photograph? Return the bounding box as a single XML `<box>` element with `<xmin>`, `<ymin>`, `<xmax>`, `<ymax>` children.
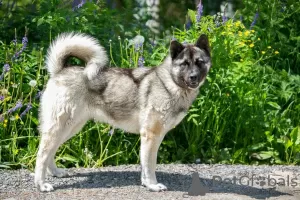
<box><xmin>0</xmin><ymin>0</ymin><xmax>299</xmax><ymax>169</ymax></box>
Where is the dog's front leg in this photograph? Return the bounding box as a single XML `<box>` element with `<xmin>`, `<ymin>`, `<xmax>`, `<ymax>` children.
<box><xmin>140</xmin><ymin>127</ymin><xmax>167</xmax><ymax>192</ymax></box>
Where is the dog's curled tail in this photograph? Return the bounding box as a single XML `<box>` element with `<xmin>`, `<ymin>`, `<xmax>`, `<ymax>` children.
<box><xmin>45</xmin><ymin>32</ymin><xmax>108</xmax><ymax>79</ymax></box>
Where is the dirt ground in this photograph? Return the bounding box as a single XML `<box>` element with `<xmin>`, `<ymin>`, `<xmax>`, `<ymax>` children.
<box><xmin>1</xmin><ymin>164</ymin><xmax>300</xmax><ymax>200</ymax></box>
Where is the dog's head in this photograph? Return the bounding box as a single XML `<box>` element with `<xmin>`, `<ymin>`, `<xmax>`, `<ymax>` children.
<box><xmin>170</xmin><ymin>34</ymin><xmax>211</xmax><ymax>90</ymax></box>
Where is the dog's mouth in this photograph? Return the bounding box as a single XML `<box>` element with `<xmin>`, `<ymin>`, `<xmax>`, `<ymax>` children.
<box><xmin>183</xmin><ymin>79</ymin><xmax>199</xmax><ymax>89</ymax></box>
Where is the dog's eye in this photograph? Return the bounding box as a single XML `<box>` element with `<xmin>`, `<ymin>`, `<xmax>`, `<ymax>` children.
<box><xmin>180</xmin><ymin>61</ymin><xmax>189</xmax><ymax>67</ymax></box>
<box><xmin>195</xmin><ymin>59</ymin><xmax>204</xmax><ymax>68</ymax></box>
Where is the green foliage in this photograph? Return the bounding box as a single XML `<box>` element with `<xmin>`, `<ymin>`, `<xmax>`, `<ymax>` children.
<box><xmin>160</xmin><ymin>9</ymin><xmax>300</xmax><ymax>165</ymax></box>
<box><xmin>0</xmin><ymin>0</ymin><xmax>144</xmax><ymax>57</ymax></box>
<box><xmin>0</xmin><ymin>1</ymin><xmax>299</xmax><ymax>169</ymax></box>
<box><xmin>0</xmin><ymin>35</ymin><xmax>44</xmax><ymax>169</ymax></box>
<box><xmin>240</xmin><ymin>0</ymin><xmax>300</xmax><ymax>74</ymax></box>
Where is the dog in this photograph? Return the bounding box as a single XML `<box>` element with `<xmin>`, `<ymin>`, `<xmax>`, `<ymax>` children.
<box><xmin>34</xmin><ymin>32</ymin><xmax>211</xmax><ymax>192</ymax></box>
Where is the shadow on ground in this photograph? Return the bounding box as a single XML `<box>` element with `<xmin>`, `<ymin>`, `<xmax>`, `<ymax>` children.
<box><xmin>55</xmin><ymin>170</ymin><xmax>290</xmax><ymax>199</ymax></box>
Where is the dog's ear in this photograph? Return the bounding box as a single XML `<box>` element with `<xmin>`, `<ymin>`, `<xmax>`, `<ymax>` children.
<box><xmin>195</xmin><ymin>34</ymin><xmax>210</xmax><ymax>57</ymax></box>
<box><xmin>170</xmin><ymin>40</ymin><xmax>184</xmax><ymax>60</ymax></box>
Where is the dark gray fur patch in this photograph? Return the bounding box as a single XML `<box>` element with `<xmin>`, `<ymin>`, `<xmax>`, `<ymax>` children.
<box><xmin>86</xmin><ymin>72</ymin><xmax>108</xmax><ymax>95</ymax></box>
<box><xmin>175</xmin><ymin>45</ymin><xmax>193</xmax><ymax>60</ymax></box>
<box><xmin>112</xmin><ymin>67</ymin><xmax>155</xmax><ymax>85</ymax></box>
<box><xmin>145</xmin><ymin>81</ymin><xmax>152</xmax><ymax>100</ymax></box>
<box><xmin>116</xmin><ymin>68</ymin><xmax>140</xmax><ymax>84</ymax></box>
<box><xmin>87</xmin><ymin>67</ymin><xmax>153</xmax><ymax>95</ymax></box>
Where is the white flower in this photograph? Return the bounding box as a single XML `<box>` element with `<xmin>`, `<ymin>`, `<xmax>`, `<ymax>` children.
<box><xmin>128</xmin><ymin>35</ymin><xmax>145</xmax><ymax>47</ymax></box>
<box><xmin>29</xmin><ymin>80</ymin><xmax>37</xmax><ymax>87</ymax></box>
<box><xmin>12</xmin><ymin>83</ymin><xmax>19</xmax><ymax>88</ymax></box>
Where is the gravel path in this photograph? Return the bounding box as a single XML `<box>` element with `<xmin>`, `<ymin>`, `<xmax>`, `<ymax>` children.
<box><xmin>1</xmin><ymin>164</ymin><xmax>300</xmax><ymax>200</ymax></box>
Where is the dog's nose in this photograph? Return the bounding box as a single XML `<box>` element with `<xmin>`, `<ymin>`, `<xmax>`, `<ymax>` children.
<box><xmin>189</xmin><ymin>75</ymin><xmax>197</xmax><ymax>82</ymax></box>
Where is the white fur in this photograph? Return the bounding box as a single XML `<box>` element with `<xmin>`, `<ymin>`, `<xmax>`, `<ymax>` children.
<box><xmin>35</xmin><ymin>78</ymin><xmax>90</xmax><ymax>191</ymax></box>
<box><xmin>46</xmin><ymin>32</ymin><xmax>108</xmax><ymax>80</ymax></box>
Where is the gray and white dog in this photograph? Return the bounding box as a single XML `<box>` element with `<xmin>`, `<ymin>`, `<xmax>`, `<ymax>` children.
<box><xmin>34</xmin><ymin>33</ymin><xmax>211</xmax><ymax>192</ymax></box>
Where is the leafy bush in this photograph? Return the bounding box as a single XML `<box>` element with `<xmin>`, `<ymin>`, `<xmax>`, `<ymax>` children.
<box><xmin>0</xmin><ymin>31</ymin><xmax>43</xmax><ymax>168</ymax></box>
<box><xmin>0</xmin><ymin>0</ymin><xmax>146</xmax><ymax>59</ymax></box>
<box><xmin>160</xmin><ymin>7</ymin><xmax>300</xmax><ymax>165</ymax></box>
<box><xmin>240</xmin><ymin>0</ymin><xmax>300</xmax><ymax>74</ymax></box>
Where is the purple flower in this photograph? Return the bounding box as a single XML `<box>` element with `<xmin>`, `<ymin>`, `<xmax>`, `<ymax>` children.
<box><xmin>185</xmin><ymin>17</ymin><xmax>192</xmax><ymax>30</ymax></box>
<box><xmin>0</xmin><ymin>95</ymin><xmax>4</xmax><ymax>101</ymax></box>
<box><xmin>20</xmin><ymin>103</ymin><xmax>32</xmax><ymax>118</ymax></box>
<box><xmin>250</xmin><ymin>12</ymin><xmax>259</xmax><ymax>30</ymax></box>
<box><xmin>196</xmin><ymin>0</ymin><xmax>203</xmax><ymax>23</ymax></box>
<box><xmin>35</xmin><ymin>90</ymin><xmax>43</xmax><ymax>99</ymax></box>
<box><xmin>108</xmin><ymin>128</ymin><xmax>115</xmax><ymax>136</ymax></box>
<box><xmin>22</xmin><ymin>36</ymin><xmax>28</xmax><ymax>46</ymax></box>
<box><xmin>134</xmin><ymin>43</ymin><xmax>139</xmax><ymax>50</ymax></box>
<box><xmin>134</xmin><ymin>43</ymin><xmax>143</xmax><ymax>53</ymax></box>
<box><xmin>0</xmin><ymin>115</ymin><xmax>4</xmax><ymax>122</ymax></box>
<box><xmin>222</xmin><ymin>16</ymin><xmax>227</xmax><ymax>23</ymax></box>
<box><xmin>72</xmin><ymin>0</ymin><xmax>79</xmax><ymax>9</ymax></box>
<box><xmin>0</xmin><ymin>64</ymin><xmax>10</xmax><ymax>81</ymax></box>
<box><xmin>222</xmin><ymin>4</ymin><xmax>228</xmax><ymax>24</ymax></box>
<box><xmin>12</xmin><ymin>39</ymin><xmax>17</xmax><ymax>46</ymax></box>
<box><xmin>7</xmin><ymin>100</ymin><xmax>23</xmax><ymax>114</ymax></box>
<box><xmin>222</xmin><ymin>14</ymin><xmax>227</xmax><ymax>24</ymax></box>
<box><xmin>3</xmin><ymin>64</ymin><xmax>10</xmax><ymax>73</ymax></box>
<box><xmin>149</xmin><ymin>39</ymin><xmax>157</xmax><ymax>53</ymax></box>
<box><xmin>12</xmin><ymin>36</ymin><xmax>28</xmax><ymax>60</ymax></box>
<box><xmin>150</xmin><ymin>39</ymin><xmax>156</xmax><ymax>48</ymax></box>
<box><xmin>73</xmin><ymin>0</ymin><xmax>86</xmax><ymax>10</ymax></box>
<box><xmin>138</xmin><ymin>56</ymin><xmax>144</xmax><ymax>68</ymax></box>
<box><xmin>77</xmin><ymin>0</ymin><xmax>86</xmax><ymax>8</ymax></box>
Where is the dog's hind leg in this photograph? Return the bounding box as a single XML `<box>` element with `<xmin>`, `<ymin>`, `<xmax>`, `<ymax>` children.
<box><xmin>47</xmin><ymin>120</ymin><xmax>86</xmax><ymax>178</ymax></box>
<box><xmin>35</xmin><ymin>110</ymin><xmax>86</xmax><ymax>192</ymax></box>
<box><xmin>34</xmin><ymin>129</ymin><xmax>64</xmax><ymax>192</ymax></box>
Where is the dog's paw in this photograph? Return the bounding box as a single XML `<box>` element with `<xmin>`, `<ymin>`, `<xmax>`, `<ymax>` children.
<box><xmin>38</xmin><ymin>183</ymin><xmax>54</xmax><ymax>192</ymax></box>
<box><xmin>143</xmin><ymin>183</ymin><xmax>167</xmax><ymax>192</ymax></box>
<box><xmin>48</xmin><ymin>168</ymin><xmax>69</xmax><ymax>178</ymax></box>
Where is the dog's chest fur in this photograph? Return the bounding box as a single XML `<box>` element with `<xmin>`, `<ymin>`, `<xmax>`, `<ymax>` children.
<box><xmin>150</xmin><ymin>89</ymin><xmax>197</xmax><ymax>133</ymax></box>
